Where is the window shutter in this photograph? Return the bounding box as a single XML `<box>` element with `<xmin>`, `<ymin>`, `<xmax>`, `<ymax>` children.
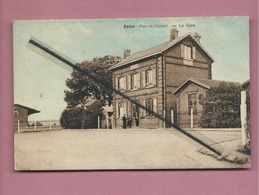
<box><xmin>116</xmin><ymin>103</ymin><xmax>119</xmax><ymax>118</ymax></box>
<box><xmin>152</xmin><ymin>69</ymin><xmax>156</xmax><ymax>85</ymax></box>
<box><xmin>180</xmin><ymin>44</ymin><xmax>184</xmax><ymax>57</ymax></box>
<box><xmin>148</xmin><ymin>70</ymin><xmax>153</xmax><ymax>85</ymax></box>
<box><xmin>153</xmin><ymin>98</ymin><xmax>157</xmax><ymax>114</ymax></box>
<box><xmin>142</xmin><ymin>71</ymin><xmax>146</xmax><ymax>88</ymax></box>
<box><xmin>115</xmin><ymin>78</ymin><xmax>118</xmax><ymax>90</ymax></box>
<box><xmin>128</xmin><ymin>75</ymin><xmax>131</xmax><ymax>90</ymax></box>
<box><xmin>123</xmin><ymin>77</ymin><xmax>126</xmax><ymax>90</ymax></box>
<box><xmin>140</xmin><ymin>99</ymin><xmax>146</xmax><ymax>117</ymax></box>
<box><xmin>119</xmin><ymin>104</ymin><xmax>123</xmax><ymax>118</ymax></box>
<box><xmin>123</xmin><ymin>102</ymin><xmax>127</xmax><ymax>116</ymax></box>
<box><xmin>192</xmin><ymin>47</ymin><xmax>196</xmax><ymax>59</ymax></box>
<box><xmin>137</xmin><ymin>73</ymin><xmax>140</xmax><ymax>88</ymax></box>
<box><xmin>144</xmin><ymin>99</ymin><xmax>147</xmax><ymax>117</ymax></box>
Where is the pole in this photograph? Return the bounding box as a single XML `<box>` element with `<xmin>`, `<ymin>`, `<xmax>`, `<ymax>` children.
<box><xmin>34</xmin><ymin>120</ymin><xmax>36</xmax><ymax>131</ymax></box>
<box><xmin>163</xmin><ymin>110</ymin><xmax>166</xmax><ymax>128</ymax></box>
<box><xmin>106</xmin><ymin>114</ymin><xmax>109</xmax><ymax>129</ymax></box>
<box><xmin>240</xmin><ymin>91</ymin><xmax>247</xmax><ymax>145</ymax></box>
<box><xmin>191</xmin><ymin>108</ymin><xmax>193</xmax><ymax>129</ymax></box>
<box><xmin>98</xmin><ymin>116</ymin><xmax>100</xmax><ymax>129</ymax></box>
<box><xmin>111</xmin><ymin>115</ymin><xmax>114</xmax><ymax>129</ymax></box>
<box><xmin>171</xmin><ymin>110</ymin><xmax>174</xmax><ymax>125</ymax></box>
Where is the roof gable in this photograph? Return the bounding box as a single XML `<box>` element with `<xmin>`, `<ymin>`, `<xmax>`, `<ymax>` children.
<box><xmin>173</xmin><ymin>78</ymin><xmax>241</xmax><ymax>94</ymax></box>
<box><xmin>242</xmin><ymin>79</ymin><xmax>250</xmax><ymax>89</ymax></box>
<box><xmin>14</xmin><ymin>104</ymin><xmax>40</xmax><ymax>115</ymax></box>
<box><xmin>110</xmin><ymin>33</ymin><xmax>214</xmax><ymax>70</ymax></box>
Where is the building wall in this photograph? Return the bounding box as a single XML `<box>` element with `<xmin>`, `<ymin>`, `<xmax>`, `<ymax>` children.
<box><xmin>176</xmin><ymin>83</ymin><xmax>208</xmax><ymax>128</ymax></box>
<box><xmin>163</xmin><ymin>39</ymin><xmax>212</xmax><ymax>127</ymax></box>
<box><xmin>112</xmin><ymin>56</ymin><xmax>162</xmax><ymax>128</ymax></box>
<box><xmin>112</xmin><ymin>37</ymin><xmax>213</xmax><ymax>129</ymax></box>
<box><xmin>14</xmin><ymin>105</ymin><xmax>30</xmax><ymax>130</ymax></box>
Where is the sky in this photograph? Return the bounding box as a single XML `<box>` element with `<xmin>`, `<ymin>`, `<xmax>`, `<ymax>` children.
<box><xmin>13</xmin><ymin>16</ymin><xmax>250</xmax><ymax>121</ymax></box>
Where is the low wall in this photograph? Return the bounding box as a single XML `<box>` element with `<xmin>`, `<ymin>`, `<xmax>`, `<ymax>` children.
<box><xmin>192</xmin><ymin>128</ymin><xmax>242</xmax><ymax>132</ymax></box>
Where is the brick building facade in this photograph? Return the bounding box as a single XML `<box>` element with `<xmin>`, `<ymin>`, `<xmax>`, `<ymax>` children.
<box><xmin>110</xmin><ymin>29</ymin><xmax>214</xmax><ymax>128</ymax></box>
<box><xmin>173</xmin><ymin>78</ymin><xmax>242</xmax><ymax>128</ymax></box>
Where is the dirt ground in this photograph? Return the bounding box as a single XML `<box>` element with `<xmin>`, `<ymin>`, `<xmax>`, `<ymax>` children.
<box><xmin>14</xmin><ymin>129</ymin><xmax>251</xmax><ymax>170</ymax></box>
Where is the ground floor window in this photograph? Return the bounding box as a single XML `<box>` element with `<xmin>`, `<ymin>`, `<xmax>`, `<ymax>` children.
<box><xmin>118</xmin><ymin>102</ymin><xmax>127</xmax><ymax>118</ymax></box>
<box><xmin>132</xmin><ymin>103</ymin><xmax>137</xmax><ymax>117</ymax></box>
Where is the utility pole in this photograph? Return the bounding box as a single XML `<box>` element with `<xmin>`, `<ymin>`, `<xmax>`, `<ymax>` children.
<box><xmin>240</xmin><ymin>91</ymin><xmax>247</xmax><ymax>145</ymax></box>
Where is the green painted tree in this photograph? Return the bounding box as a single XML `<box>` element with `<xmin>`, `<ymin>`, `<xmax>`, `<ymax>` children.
<box><xmin>60</xmin><ymin>100</ymin><xmax>103</xmax><ymax>129</ymax></box>
<box><xmin>64</xmin><ymin>55</ymin><xmax>120</xmax><ymax>108</ymax></box>
<box><xmin>60</xmin><ymin>55</ymin><xmax>120</xmax><ymax>129</ymax></box>
<box><xmin>60</xmin><ymin>107</ymin><xmax>84</xmax><ymax>129</ymax></box>
<box><xmin>199</xmin><ymin>82</ymin><xmax>243</xmax><ymax>128</ymax></box>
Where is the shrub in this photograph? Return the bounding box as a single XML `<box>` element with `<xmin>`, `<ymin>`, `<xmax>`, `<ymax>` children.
<box><xmin>199</xmin><ymin>82</ymin><xmax>243</xmax><ymax>128</ymax></box>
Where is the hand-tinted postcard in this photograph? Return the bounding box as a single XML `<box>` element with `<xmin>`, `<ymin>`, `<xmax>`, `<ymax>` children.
<box><xmin>14</xmin><ymin>16</ymin><xmax>251</xmax><ymax>170</ymax></box>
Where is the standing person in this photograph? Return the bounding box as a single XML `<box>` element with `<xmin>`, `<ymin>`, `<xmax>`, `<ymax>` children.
<box><xmin>127</xmin><ymin>117</ymin><xmax>132</xmax><ymax>128</ymax></box>
<box><xmin>135</xmin><ymin>112</ymin><xmax>139</xmax><ymax>127</ymax></box>
<box><xmin>122</xmin><ymin>114</ymin><xmax>127</xmax><ymax>129</ymax></box>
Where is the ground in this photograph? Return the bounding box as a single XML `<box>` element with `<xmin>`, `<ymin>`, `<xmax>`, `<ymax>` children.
<box><xmin>14</xmin><ymin>128</ymin><xmax>251</xmax><ymax>170</ymax></box>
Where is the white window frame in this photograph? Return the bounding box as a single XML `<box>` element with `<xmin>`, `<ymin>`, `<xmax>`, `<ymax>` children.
<box><xmin>145</xmin><ymin>69</ymin><xmax>156</xmax><ymax>87</ymax></box>
<box><xmin>184</xmin><ymin>45</ymin><xmax>192</xmax><ymax>59</ymax></box>
<box><xmin>118</xmin><ymin>77</ymin><xmax>126</xmax><ymax>91</ymax></box>
<box><xmin>146</xmin><ymin>98</ymin><xmax>154</xmax><ymax>116</ymax></box>
<box><xmin>181</xmin><ymin>44</ymin><xmax>196</xmax><ymax>66</ymax></box>
<box><xmin>118</xmin><ymin>102</ymin><xmax>127</xmax><ymax>118</ymax></box>
<box><xmin>131</xmin><ymin>73</ymin><xmax>140</xmax><ymax>90</ymax></box>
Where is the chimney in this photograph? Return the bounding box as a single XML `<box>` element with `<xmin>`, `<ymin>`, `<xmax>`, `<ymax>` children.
<box><xmin>194</xmin><ymin>32</ymin><xmax>201</xmax><ymax>43</ymax></box>
<box><xmin>123</xmin><ymin>49</ymin><xmax>131</xmax><ymax>59</ymax></box>
<box><xmin>170</xmin><ymin>28</ymin><xmax>179</xmax><ymax>41</ymax></box>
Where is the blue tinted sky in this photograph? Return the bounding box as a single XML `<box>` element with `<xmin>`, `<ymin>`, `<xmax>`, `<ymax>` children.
<box><xmin>14</xmin><ymin>17</ymin><xmax>249</xmax><ymax>120</ymax></box>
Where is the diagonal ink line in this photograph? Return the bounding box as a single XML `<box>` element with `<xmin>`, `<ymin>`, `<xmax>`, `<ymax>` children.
<box><xmin>28</xmin><ymin>38</ymin><xmax>223</xmax><ymax>156</ymax></box>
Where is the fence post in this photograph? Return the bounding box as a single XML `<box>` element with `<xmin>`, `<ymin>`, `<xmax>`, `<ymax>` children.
<box><xmin>34</xmin><ymin>120</ymin><xmax>36</xmax><ymax>131</ymax></box>
<box><xmin>106</xmin><ymin>114</ymin><xmax>109</xmax><ymax>129</ymax></box>
<box><xmin>163</xmin><ymin>110</ymin><xmax>166</xmax><ymax>128</ymax></box>
<box><xmin>191</xmin><ymin>108</ymin><xmax>193</xmax><ymax>129</ymax></box>
<box><xmin>171</xmin><ymin>110</ymin><xmax>174</xmax><ymax>125</ymax></box>
<box><xmin>98</xmin><ymin>116</ymin><xmax>100</xmax><ymax>129</ymax></box>
<box><xmin>240</xmin><ymin>91</ymin><xmax>247</xmax><ymax>145</ymax></box>
<box><xmin>111</xmin><ymin>115</ymin><xmax>114</xmax><ymax>129</ymax></box>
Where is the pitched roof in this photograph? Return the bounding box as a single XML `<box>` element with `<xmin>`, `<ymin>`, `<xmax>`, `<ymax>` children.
<box><xmin>110</xmin><ymin>33</ymin><xmax>214</xmax><ymax>70</ymax></box>
<box><xmin>14</xmin><ymin>104</ymin><xmax>40</xmax><ymax>115</ymax></box>
<box><xmin>242</xmin><ymin>79</ymin><xmax>250</xmax><ymax>88</ymax></box>
<box><xmin>173</xmin><ymin>78</ymin><xmax>241</xmax><ymax>94</ymax></box>
<box><xmin>102</xmin><ymin>105</ymin><xmax>113</xmax><ymax>113</ymax></box>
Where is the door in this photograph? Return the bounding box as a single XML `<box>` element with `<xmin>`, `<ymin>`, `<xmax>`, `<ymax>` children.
<box><xmin>132</xmin><ymin>102</ymin><xmax>140</xmax><ymax>127</ymax></box>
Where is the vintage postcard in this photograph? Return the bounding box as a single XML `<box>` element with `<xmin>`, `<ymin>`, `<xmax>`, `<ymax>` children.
<box><xmin>14</xmin><ymin>16</ymin><xmax>251</xmax><ymax>170</ymax></box>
